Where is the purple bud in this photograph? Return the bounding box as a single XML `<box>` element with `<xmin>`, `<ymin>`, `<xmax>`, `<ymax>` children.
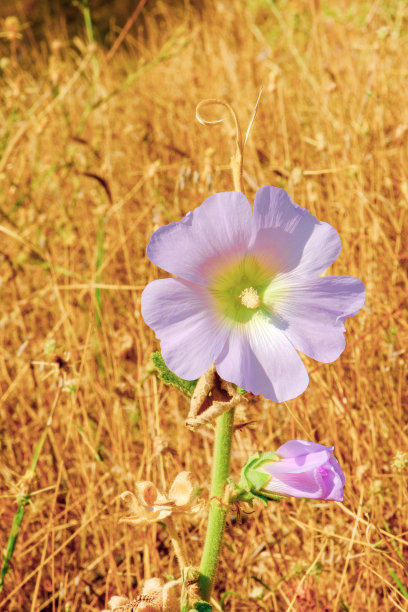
<box><xmin>260</xmin><ymin>440</ymin><xmax>345</xmax><ymax>501</ymax></box>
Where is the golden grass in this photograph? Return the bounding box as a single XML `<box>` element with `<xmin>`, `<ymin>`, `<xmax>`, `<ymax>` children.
<box><xmin>0</xmin><ymin>0</ymin><xmax>407</xmax><ymax>610</ymax></box>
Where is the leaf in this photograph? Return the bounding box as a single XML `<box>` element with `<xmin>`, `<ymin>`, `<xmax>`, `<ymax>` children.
<box><xmin>193</xmin><ymin>602</ymin><xmax>213</xmax><ymax>611</ymax></box>
<box><xmin>151</xmin><ymin>352</ymin><xmax>198</xmax><ymax>397</ymax></box>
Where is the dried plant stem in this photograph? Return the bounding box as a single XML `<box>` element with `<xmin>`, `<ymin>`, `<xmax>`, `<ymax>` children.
<box><xmin>103</xmin><ymin>0</ymin><xmax>147</xmax><ymax>66</ymax></box>
<box><xmin>166</xmin><ymin>516</ymin><xmax>189</xmax><ymax>571</ymax></box>
<box><xmin>198</xmin><ymin>407</ymin><xmax>235</xmax><ymax>601</ymax></box>
<box><xmin>231</xmin><ymin>147</ymin><xmax>244</xmax><ymax>193</ymax></box>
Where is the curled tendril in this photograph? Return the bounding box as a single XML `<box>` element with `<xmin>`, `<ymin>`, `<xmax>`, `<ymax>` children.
<box><xmin>195</xmin><ymin>89</ymin><xmax>263</xmax><ymax>194</ymax></box>
<box><xmin>195</xmin><ymin>98</ymin><xmax>244</xmax><ymax>192</ymax></box>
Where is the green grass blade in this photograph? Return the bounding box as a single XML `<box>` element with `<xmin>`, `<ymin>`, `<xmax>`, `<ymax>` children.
<box><xmin>0</xmin><ymin>411</ymin><xmax>52</xmax><ymax>591</ymax></box>
<box><xmin>388</xmin><ymin>569</ymin><xmax>408</xmax><ymax>600</ymax></box>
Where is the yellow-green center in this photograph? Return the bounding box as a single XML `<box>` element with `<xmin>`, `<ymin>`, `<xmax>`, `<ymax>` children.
<box><xmin>209</xmin><ymin>254</ymin><xmax>274</xmax><ymax>323</ymax></box>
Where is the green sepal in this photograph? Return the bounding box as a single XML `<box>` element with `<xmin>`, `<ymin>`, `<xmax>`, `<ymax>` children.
<box><xmin>151</xmin><ymin>352</ymin><xmax>198</xmax><ymax>397</ymax></box>
<box><xmin>240</xmin><ymin>451</ymin><xmax>278</xmax><ymax>490</ymax></box>
<box><xmin>227</xmin><ymin>477</ymin><xmax>282</xmax><ymax>506</ymax></box>
<box><xmin>233</xmin><ymin>452</ymin><xmax>283</xmax><ymax>504</ymax></box>
<box><xmin>242</xmin><ymin>466</ymin><xmax>270</xmax><ymax>491</ymax></box>
<box><xmin>251</xmin><ymin>490</ymin><xmax>282</xmax><ymax>504</ymax></box>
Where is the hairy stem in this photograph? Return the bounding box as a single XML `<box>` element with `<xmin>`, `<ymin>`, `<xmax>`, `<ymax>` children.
<box><xmin>198</xmin><ymin>407</ymin><xmax>235</xmax><ymax>601</ymax></box>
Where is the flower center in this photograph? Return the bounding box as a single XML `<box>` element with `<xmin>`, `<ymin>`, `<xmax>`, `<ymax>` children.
<box><xmin>239</xmin><ymin>286</ymin><xmax>260</xmax><ymax>309</ymax></box>
<box><xmin>208</xmin><ymin>254</ymin><xmax>275</xmax><ymax>324</ymax></box>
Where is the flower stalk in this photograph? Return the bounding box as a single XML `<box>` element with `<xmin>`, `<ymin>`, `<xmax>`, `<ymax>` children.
<box><xmin>198</xmin><ymin>406</ymin><xmax>235</xmax><ymax>601</ymax></box>
<box><xmin>196</xmin><ymin>99</ymin><xmax>244</xmax><ymax>603</ymax></box>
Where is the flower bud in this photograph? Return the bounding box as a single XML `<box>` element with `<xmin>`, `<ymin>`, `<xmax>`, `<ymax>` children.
<box><xmin>241</xmin><ymin>441</ymin><xmax>345</xmax><ymax>502</ymax></box>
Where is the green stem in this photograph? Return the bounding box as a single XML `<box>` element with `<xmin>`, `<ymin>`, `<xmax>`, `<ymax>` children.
<box><xmin>198</xmin><ymin>407</ymin><xmax>235</xmax><ymax>601</ymax></box>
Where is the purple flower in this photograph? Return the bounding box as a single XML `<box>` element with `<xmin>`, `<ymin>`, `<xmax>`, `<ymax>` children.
<box><xmin>141</xmin><ymin>187</ymin><xmax>365</xmax><ymax>402</ymax></box>
<box><xmin>241</xmin><ymin>441</ymin><xmax>345</xmax><ymax>501</ymax></box>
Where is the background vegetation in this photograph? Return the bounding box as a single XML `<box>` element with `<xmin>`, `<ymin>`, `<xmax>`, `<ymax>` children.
<box><xmin>0</xmin><ymin>0</ymin><xmax>407</xmax><ymax>610</ymax></box>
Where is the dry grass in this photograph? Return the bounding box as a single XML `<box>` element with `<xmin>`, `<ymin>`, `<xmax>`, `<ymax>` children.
<box><xmin>0</xmin><ymin>0</ymin><xmax>407</xmax><ymax>610</ymax></box>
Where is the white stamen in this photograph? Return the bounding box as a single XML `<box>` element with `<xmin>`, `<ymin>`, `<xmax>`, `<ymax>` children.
<box><xmin>239</xmin><ymin>287</ymin><xmax>260</xmax><ymax>309</ymax></box>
